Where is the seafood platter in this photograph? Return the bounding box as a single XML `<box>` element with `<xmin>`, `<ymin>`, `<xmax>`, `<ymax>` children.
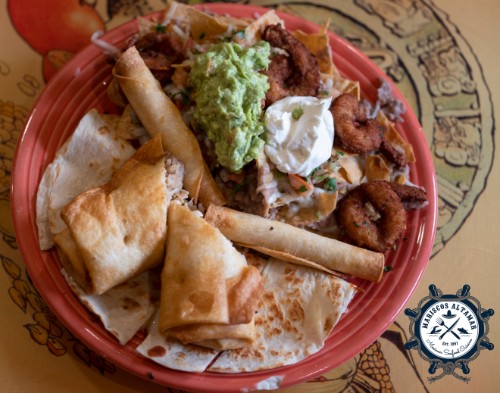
<box><xmin>12</xmin><ymin>1</ymin><xmax>437</xmax><ymax>391</ymax></box>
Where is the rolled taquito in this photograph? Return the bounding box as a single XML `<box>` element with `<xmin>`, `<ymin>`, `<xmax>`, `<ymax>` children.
<box><xmin>205</xmin><ymin>204</ymin><xmax>384</xmax><ymax>282</ymax></box>
<box><xmin>113</xmin><ymin>46</ymin><xmax>225</xmax><ymax>207</ymax></box>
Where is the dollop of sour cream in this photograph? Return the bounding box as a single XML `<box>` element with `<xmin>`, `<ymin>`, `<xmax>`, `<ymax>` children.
<box><xmin>264</xmin><ymin>96</ymin><xmax>334</xmax><ymax>177</ymax></box>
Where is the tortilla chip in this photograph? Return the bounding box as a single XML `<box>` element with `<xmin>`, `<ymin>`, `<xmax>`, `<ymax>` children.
<box><xmin>366</xmin><ymin>154</ymin><xmax>391</xmax><ymax>181</ymax></box>
<box><xmin>333</xmin><ymin>75</ymin><xmax>361</xmax><ymax>99</ymax></box>
<box><xmin>338</xmin><ymin>154</ymin><xmax>363</xmax><ymax>185</ymax></box>
<box><xmin>187</xmin><ymin>7</ymin><xmax>231</xmax><ymax>41</ymax></box>
<box><xmin>293</xmin><ymin>28</ymin><xmax>335</xmax><ymax>76</ymax></box>
<box><xmin>276</xmin><ymin>191</ymin><xmax>338</xmax><ymax>226</ymax></box>
<box><xmin>107</xmin><ymin>78</ymin><xmax>127</xmax><ymax>108</ymax></box>
<box><xmin>377</xmin><ymin>111</ymin><xmax>416</xmax><ymax>163</ymax></box>
<box><xmin>158</xmin><ymin>0</ymin><xmax>189</xmax><ymax>30</ymax></box>
<box><xmin>113</xmin><ymin>105</ymin><xmax>149</xmax><ymax>142</ymax></box>
<box><xmin>234</xmin><ymin>10</ymin><xmax>284</xmax><ymax>46</ymax></box>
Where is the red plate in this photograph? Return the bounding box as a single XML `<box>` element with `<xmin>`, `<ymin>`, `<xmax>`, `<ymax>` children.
<box><xmin>11</xmin><ymin>3</ymin><xmax>437</xmax><ymax>392</ymax></box>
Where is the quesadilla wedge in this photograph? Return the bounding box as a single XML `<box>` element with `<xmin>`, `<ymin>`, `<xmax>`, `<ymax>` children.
<box><xmin>62</xmin><ymin>268</ymin><xmax>160</xmax><ymax>345</ymax></box>
<box><xmin>159</xmin><ymin>203</ymin><xmax>263</xmax><ymax>350</ymax></box>
<box><xmin>136</xmin><ymin>311</ymin><xmax>220</xmax><ymax>372</ymax></box>
<box><xmin>208</xmin><ymin>257</ymin><xmax>358</xmax><ymax>372</ymax></box>
<box><xmin>57</xmin><ymin>135</ymin><xmax>182</xmax><ymax>295</ymax></box>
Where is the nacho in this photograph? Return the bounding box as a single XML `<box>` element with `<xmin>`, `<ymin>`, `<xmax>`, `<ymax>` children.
<box><xmin>377</xmin><ymin>111</ymin><xmax>416</xmax><ymax>163</ymax></box>
<box><xmin>293</xmin><ymin>26</ymin><xmax>335</xmax><ymax>76</ymax></box>
<box><xmin>233</xmin><ymin>10</ymin><xmax>284</xmax><ymax>47</ymax></box>
<box><xmin>366</xmin><ymin>154</ymin><xmax>392</xmax><ymax>181</ymax></box>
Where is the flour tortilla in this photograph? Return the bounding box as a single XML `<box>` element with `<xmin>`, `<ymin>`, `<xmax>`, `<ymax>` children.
<box><xmin>159</xmin><ymin>204</ymin><xmax>262</xmax><ymax>350</ymax></box>
<box><xmin>62</xmin><ymin>268</ymin><xmax>160</xmax><ymax>345</ymax></box>
<box><xmin>136</xmin><ymin>311</ymin><xmax>220</xmax><ymax>372</ymax></box>
<box><xmin>208</xmin><ymin>257</ymin><xmax>358</xmax><ymax>372</ymax></box>
<box><xmin>36</xmin><ymin>109</ymin><xmax>136</xmax><ymax>250</ymax></box>
<box><xmin>58</xmin><ymin>135</ymin><xmax>180</xmax><ymax>295</ymax></box>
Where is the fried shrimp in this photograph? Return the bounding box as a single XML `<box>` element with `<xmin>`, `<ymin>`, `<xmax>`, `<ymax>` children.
<box><xmin>390</xmin><ymin>182</ymin><xmax>428</xmax><ymax>209</ymax></box>
<box><xmin>125</xmin><ymin>31</ymin><xmax>185</xmax><ymax>84</ymax></box>
<box><xmin>331</xmin><ymin>94</ymin><xmax>407</xmax><ymax>167</ymax></box>
<box><xmin>262</xmin><ymin>24</ymin><xmax>320</xmax><ymax>105</ymax></box>
<box><xmin>337</xmin><ymin>181</ymin><xmax>408</xmax><ymax>252</ymax></box>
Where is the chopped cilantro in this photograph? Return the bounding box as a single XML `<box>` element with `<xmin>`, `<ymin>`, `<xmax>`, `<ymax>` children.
<box><xmin>324</xmin><ymin>177</ymin><xmax>337</xmax><ymax>191</ymax></box>
<box><xmin>384</xmin><ymin>266</ymin><xmax>393</xmax><ymax>272</ymax></box>
<box><xmin>336</xmin><ymin>150</ymin><xmax>345</xmax><ymax>157</ymax></box>
<box><xmin>309</xmin><ymin>167</ymin><xmax>320</xmax><ymax>177</ymax></box>
<box><xmin>298</xmin><ymin>185</ymin><xmax>308</xmax><ymax>193</ymax></box>
<box><xmin>155</xmin><ymin>24</ymin><xmax>166</xmax><ymax>33</ymax></box>
<box><xmin>292</xmin><ymin>106</ymin><xmax>304</xmax><ymax>120</ymax></box>
<box><xmin>274</xmin><ymin>169</ymin><xmax>283</xmax><ymax>179</ymax></box>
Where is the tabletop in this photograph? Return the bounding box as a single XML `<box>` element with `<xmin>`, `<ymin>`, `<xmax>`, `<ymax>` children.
<box><xmin>1</xmin><ymin>0</ymin><xmax>499</xmax><ymax>392</ymax></box>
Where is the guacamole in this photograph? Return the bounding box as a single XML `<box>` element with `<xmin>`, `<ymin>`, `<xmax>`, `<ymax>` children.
<box><xmin>190</xmin><ymin>41</ymin><xmax>270</xmax><ymax>172</ymax></box>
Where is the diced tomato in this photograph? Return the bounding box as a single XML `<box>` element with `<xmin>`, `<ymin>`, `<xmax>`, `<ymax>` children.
<box><xmin>227</xmin><ymin>172</ymin><xmax>245</xmax><ymax>183</ymax></box>
<box><xmin>288</xmin><ymin>173</ymin><xmax>313</xmax><ymax>193</ymax></box>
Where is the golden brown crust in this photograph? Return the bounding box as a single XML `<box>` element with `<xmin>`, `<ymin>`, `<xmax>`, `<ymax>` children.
<box><xmin>60</xmin><ymin>135</ymin><xmax>168</xmax><ymax>294</ymax></box>
<box><xmin>205</xmin><ymin>204</ymin><xmax>384</xmax><ymax>282</ymax></box>
<box><xmin>159</xmin><ymin>204</ymin><xmax>262</xmax><ymax>349</ymax></box>
<box><xmin>227</xmin><ymin>266</ymin><xmax>264</xmax><ymax>325</ymax></box>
